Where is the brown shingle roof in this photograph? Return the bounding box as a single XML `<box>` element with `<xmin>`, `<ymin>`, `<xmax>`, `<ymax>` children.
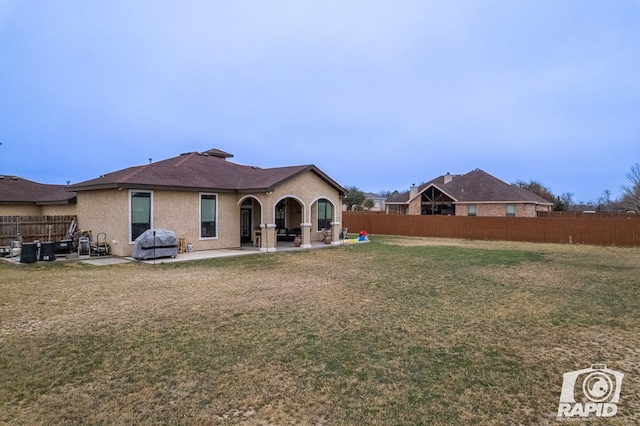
<box><xmin>0</xmin><ymin>176</ymin><xmax>76</xmax><ymax>204</ymax></box>
<box><xmin>69</xmin><ymin>149</ymin><xmax>346</xmax><ymax>195</ymax></box>
<box><xmin>388</xmin><ymin>169</ymin><xmax>553</xmax><ymax>205</ymax></box>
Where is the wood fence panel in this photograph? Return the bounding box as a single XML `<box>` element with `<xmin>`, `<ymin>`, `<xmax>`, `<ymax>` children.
<box><xmin>343</xmin><ymin>212</ymin><xmax>640</xmax><ymax>247</ymax></box>
<box><xmin>0</xmin><ymin>215</ymin><xmax>75</xmax><ymax>246</ymax></box>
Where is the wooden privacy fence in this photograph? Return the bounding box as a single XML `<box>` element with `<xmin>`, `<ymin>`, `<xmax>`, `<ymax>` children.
<box><xmin>537</xmin><ymin>211</ymin><xmax>638</xmax><ymax>218</ymax></box>
<box><xmin>343</xmin><ymin>212</ymin><xmax>640</xmax><ymax>247</ymax></box>
<box><xmin>0</xmin><ymin>215</ymin><xmax>76</xmax><ymax>246</ymax></box>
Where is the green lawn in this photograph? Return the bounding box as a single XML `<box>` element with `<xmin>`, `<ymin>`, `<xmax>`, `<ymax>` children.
<box><xmin>1</xmin><ymin>236</ymin><xmax>638</xmax><ymax>425</ymax></box>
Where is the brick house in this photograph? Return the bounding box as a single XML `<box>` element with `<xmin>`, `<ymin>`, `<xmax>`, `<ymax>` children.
<box><xmin>385</xmin><ymin>169</ymin><xmax>552</xmax><ymax>217</ymax></box>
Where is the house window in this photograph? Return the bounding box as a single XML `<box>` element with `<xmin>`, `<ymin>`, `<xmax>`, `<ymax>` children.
<box><xmin>506</xmin><ymin>204</ymin><xmax>516</xmax><ymax>217</ymax></box>
<box><xmin>200</xmin><ymin>194</ymin><xmax>217</xmax><ymax>238</ymax></box>
<box><xmin>468</xmin><ymin>204</ymin><xmax>476</xmax><ymax>216</ymax></box>
<box><xmin>317</xmin><ymin>199</ymin><xmax>332</xmax><ymax>230</ymax></box>
<box><xmin>130</xmin><ymin>191</ymin><xmax>152</xmax><ymax>242</ymax></box>
<box><xmin>275</xmin><ymin>199</ymin><xmax>286</xmax><ymax>229</ymax></box>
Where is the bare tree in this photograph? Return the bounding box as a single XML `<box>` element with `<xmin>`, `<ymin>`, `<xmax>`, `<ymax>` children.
<box><xmin>380</xmin><ymin>190</ymin><xmax>400</xmax><ymax>201</ymax></box>
<box><xmin>514</xmin><ymin>180</ymin><xmax>555</xmax><ymax>201</ymax></box>
<box><xmin>559</xmin><ymin>192</ymin><xmax>574</xmax><ymax>209</ymax></box>
<box><xmin>620</xmin><ymin>163</ymin><xmax>640</xmax><ymax>212</ymax></box>
<box><xmin>514</xmin><ymin>179</ymin><xmax>567</xmax><ymax>210</ymax></box>
<box><xmin>597</xmin><ymin>189</ymin><xmax>616</xmax><ymax>212</ymax></box>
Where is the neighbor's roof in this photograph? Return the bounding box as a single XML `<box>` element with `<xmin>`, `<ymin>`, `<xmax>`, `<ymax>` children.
<box><xmin>0</xmin><ymin>175</ymin><xmax>77</xmax><ymax>204</ymax></box>
<box><xmin>69</xmin><ymin>148</ymin><xmax>346</xmax><ymax>196</ymax></box>
<box><xmin>388</xmin><ymin>169</ymin><xmax>553</xmax><ymax>205</ymax></box>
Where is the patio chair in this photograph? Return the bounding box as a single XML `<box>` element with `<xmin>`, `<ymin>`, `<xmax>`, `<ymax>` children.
<box><xmin>339</xmin><ymin>227</ymin><xmax>348</xmax><ymax>243</ymax></box>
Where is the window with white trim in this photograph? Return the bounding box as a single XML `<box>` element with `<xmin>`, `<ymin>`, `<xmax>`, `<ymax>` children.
<box><xmin>506</xmin><ymin>204</ymin><xmax>516</xmax><ymax>217</ymax></box>
<box><xmin>200</xmin><ymin>194</ymin><xmax>217</xmax><ymax>238</ymax></box>
<box><xmin>317</xmin><ymin>199</ymin><xmax>332</xmax><ymax>230</ymax></box>
<box><xmin>130</xmin><ymin>191</ymin><xmax>152</xmax><ymax>242</ymax></box>
<box><xmin>468</xmin><ymin>204</ymin><xmax>476</xmax><ymax>216</ymax></box>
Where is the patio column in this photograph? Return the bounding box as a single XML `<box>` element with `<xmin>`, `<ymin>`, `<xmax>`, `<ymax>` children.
<box><xmin>260</xmin><ymin>223</ymin><xmax>278</xmax><ymax>252</ymax></box>
<box><xmin>299</xmin><ymin>222</ymin><xmax>312</xmax><ymax>248</ymax></box>
<box><xmin>330</xmin><ymin>221</ymin><xmax>342</xmax><ymax>245</ymax></box>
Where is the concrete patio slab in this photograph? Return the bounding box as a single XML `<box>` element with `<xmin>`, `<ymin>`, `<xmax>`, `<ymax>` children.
<box><xmin>81</xmin><ymin>257</ymin><xmax>132</xmax><ymax>266</ymax></box>
<box><xmin>1</xmin><ymin>240</ymin><xmax>353</xmax><ymax>266</ymax></box>
<box><xmin>130</xmin><ymin>241</ymin><xmax>342</xmax><ymax>264</ymax></box>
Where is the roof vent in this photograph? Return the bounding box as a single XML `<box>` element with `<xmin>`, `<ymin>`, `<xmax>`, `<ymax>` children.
<box><xmin>202</xmin><ymin>149</ymin><xmax>233</xmax><ymax>159</ymax></box>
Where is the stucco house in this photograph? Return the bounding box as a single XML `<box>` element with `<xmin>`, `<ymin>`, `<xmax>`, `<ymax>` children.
<box><xmin>385</xmin><ymin>169</ymin><xmax>553</xmax><ymax>217</ymax></box>
<box><xmin>68</xmin><ymin>149</ymin><xmax>346</xmax><ymax>257</ymax></box>
<box><xmin>364</xmin><ymin>193</ymin><xmax>387</xmax><ymax>212</ymax></box>
<box><xmin>0</xmin><ymin>175</ymin><xmax>76</xmax><ymax>216</ymax></box>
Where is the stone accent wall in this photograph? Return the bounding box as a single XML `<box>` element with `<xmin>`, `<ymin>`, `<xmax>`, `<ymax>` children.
<box><xmin>455</xmin><ymin>204</ymin><xmax>468</xmax><ymax>216</ymax></box>
<box><xmin>408</xmin><ymin>197</ymin><xmax>422</xmax><ymax>215</ymax></box>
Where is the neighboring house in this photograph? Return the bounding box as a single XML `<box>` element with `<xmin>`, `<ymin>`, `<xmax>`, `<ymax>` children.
<box><xmin>364</xmin><ymin>193</ymin><xmax>386</xmax><ymax>212</ymax></box>
<box><xmin>68</xmin><ymin>149</ymin><xmax>346</xmax><ymax>257</ymax></box>
<box><xmin>0</xmin><ymin>175</ymin><xmax>76</xmax><ymax>216</ymax></box>
<box><xmin>385</xmin><ymin>169</ymin><xmax>553</xmax><ymax>217</ymax></box>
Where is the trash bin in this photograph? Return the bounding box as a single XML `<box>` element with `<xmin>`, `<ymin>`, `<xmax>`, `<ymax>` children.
<box><xmin>20</xmin><ymin>243</ymin><xmax>38</xmax><ymax>263</ymax></box>
<box><xmin>40</xmin><ymin>242</ymin><xmax>56</xmax><ymax>261</ymax></box>
<box><xmin>54</xmin><ymin>240</ymin><xmax>73</xmax><ymax>254</ymax></box>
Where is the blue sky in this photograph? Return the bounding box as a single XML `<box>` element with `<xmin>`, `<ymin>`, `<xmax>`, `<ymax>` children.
<box><xmin>1</xmin><ymin>1</ymin><xmax>638</xmax><ymax>203</ymax></box>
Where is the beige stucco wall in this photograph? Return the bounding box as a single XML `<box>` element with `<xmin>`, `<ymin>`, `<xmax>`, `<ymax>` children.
<box><xmin>0</xmin><ymin>205</ymin><xmax>42</xmax><ymax>216</ymax></box>
<box><xmin>74</xmin><ymin>189</ymin><xmax>130</xmax><ymax>256</ymax></box>
<box><xmin>40</xmin><ymin>204</ymin><xmax>77</xmax><ymax>216</ymax></box>
<box><xmin>73</xmin><ymin>170</ymin><xmax>343</xmax><ymax>256</ymax></box>
<box><xmin>0</xmin><ymin>203</ymin><xmax>76</xmax><ymax>216</ymax></box>
<box><xmin>75</xmin><ymin>189</ymin><xmax>242</xmax><ymax>256</ymax></box>
<box><xmin>269</xmin><ymin>171</ymin><xmax>343</xmax><ymax>243</ymax></box>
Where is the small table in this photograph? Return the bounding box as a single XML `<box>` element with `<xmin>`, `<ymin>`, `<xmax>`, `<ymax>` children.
<box><xmin>253</xmin><ymin>230</ymin><xmax>262</xmax><ymax>247</ymax></box>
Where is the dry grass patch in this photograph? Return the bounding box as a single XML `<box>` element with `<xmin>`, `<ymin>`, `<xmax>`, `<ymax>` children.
<box><xmin>1</xmin><ymin>236</ymin><xmax>638</xmax><ymax>425</ymax></box>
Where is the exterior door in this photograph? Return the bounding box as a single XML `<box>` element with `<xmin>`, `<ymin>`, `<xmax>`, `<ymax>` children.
<box><xmin>240</xmin><ymin>208</ymin><xmax>251</xmax><ymax>244</ymax></box>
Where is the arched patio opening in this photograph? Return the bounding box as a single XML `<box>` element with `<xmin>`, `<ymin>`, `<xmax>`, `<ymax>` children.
<box><xmin>274</xmin><ymin>196</ymin><xmax>304</xmax><ymax>243</ymax></box>
<box><xmin>239</xmin><ymin>196</ymin><xmax>262</xmax><ymax>246</ymax></box>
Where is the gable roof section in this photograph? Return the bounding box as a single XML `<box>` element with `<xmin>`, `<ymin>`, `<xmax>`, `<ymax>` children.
<box><xmin>388</xmin><ymin>169</ymin><xmax>552</xmax><ymax>205</ymax></box>
<box><xmin>0</xmin><ymin>176</ymin><xmax>76</xmax><ymax>204</ymax></box>
<box><xmin>69</xmin><ymin>149</ymin><xmax>346</xmax><ymax>196</ymax></box>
